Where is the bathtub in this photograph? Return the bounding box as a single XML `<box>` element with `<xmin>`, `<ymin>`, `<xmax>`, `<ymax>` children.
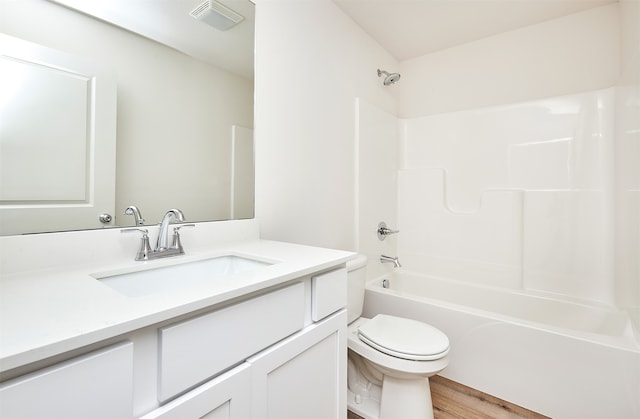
<box><xmin>362</xmin><ymin>271</ymin><xmax>640</xmax><ymax>419</ymax></box>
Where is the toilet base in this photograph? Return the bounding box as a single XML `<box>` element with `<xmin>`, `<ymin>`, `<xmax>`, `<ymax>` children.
<box><xmin>347</xmin><ymin>387</ymin><xmax>380</xmax><ymax>419</ymax></box>
<box><xmin>347</xmin><ymin>374</ymin><xmax>435</xmax><ymax>419</ymax></box>
<box><xmin>380</xmin><ymin>376</ymin><xmax>434</xmax><ymax>419</ymax></box>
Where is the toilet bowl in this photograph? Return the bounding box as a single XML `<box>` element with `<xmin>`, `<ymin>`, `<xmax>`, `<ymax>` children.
<box><xmin>346</xmin><ymin>256</ymin><xmax>449</xmax><ymax>419</ymax></box>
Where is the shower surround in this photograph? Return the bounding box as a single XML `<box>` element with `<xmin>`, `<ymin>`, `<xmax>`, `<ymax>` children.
<box><xmin>355</xmin><ymin>86</ymin><xmax>639</xmax><ymax>415</ymax></box>
<box><xmin>398</xmin><ymin>88</ymin><xmax>623</xmax><ymax>307</ymax></box>
<box><xmin>359</xmin><ymin>87</ymin><xmax>638</xmax><ymax>319</ymax></box>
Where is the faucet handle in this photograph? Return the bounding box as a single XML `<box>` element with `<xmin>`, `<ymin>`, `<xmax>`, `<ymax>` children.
<box><xmin>173</xmin><ymin>223</ymin><xmax>196</xmax><ymax>232</ymax></box>
<box><xmin>121</xmin><ymin>228</ymin><xmax>152</xmax><ymax>261</ymax></box>
<box><xmin>171</xmin><ymin>224</ymin><xmax>195</xmax><ymax>253</ymax></box>
<box><xmin>121</xmin><ymin>227</ymin><xmax>149</xmax><ymax>235</ymax></box>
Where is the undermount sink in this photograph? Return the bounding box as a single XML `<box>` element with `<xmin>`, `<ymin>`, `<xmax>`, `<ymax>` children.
<box><xmin>93</xmin><ymin>255</ymin><xmax>272</xmax><ymax>297</ymax></box>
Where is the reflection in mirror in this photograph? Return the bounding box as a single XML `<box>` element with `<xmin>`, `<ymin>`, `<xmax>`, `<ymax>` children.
<box><xmin>2</xmin><ymin>59</ymin><xmax>91</xmax><ymax>200</ymax></box>
<box><xmin>0</xmin><ymin>34</ymin><xmax>117</xmax><ymax>235</ymax></box>
<box><xmin>0</xmin><ymin>0</ymin><xmax>255</xmax><ymax>236</ymax></box>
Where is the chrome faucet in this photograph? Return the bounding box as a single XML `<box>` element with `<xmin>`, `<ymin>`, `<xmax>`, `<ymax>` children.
<box><xmin>122</xmin><ymin>208</ymin><xmax>195</xmax><ymax>261</ymax></box>
<box><xmin>124</xmin><ymin>205</ymin><xmax>145</xmax><ymax>226</ymax></box>
<box><xmin>157</xmin><ymin>209</ymin><xmax>186</xmax><ymax>251</ymax></box>
<box><xmin>380</xmin><ymin>254</ymin><xmax>401</xmax><ymax>268</ymax></box>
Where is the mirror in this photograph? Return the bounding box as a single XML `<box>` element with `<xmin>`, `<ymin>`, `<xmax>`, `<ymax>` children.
<box><xmin>0</xmin><ymin>0</ymin><xmax>255</xmax><ymax>235</ymax></box>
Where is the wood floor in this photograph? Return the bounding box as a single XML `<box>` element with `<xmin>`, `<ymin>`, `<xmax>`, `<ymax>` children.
<box><xmin>347</xmin><ymin>375</ymin><xmax>550</xmax><ymax>419</ymax></box>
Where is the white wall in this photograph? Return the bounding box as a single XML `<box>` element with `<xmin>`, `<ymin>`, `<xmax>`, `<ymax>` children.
<box><xmin>390</xmin><ymin>2</ymin><xmax>638</xmax><ymax>311</ymax></box>
<box><xmin>253</xmin><ymin>2</ymin><xmax>631</xmax><ymax>301</ymax></box>
<box><xmin>615</xmin><ymin>0</ymin><xmax>640</xmax><ymax>321</ymax></box>
<box><xmin>1</xmin><ymin>0</ymin><xmax>254</xmax><ymax>225</ymax></box>
<box><xmin>398</xmin><ymin>4</ymin><xmax>620</xmax><ymax>117</ymax></box>
<box><xmin>254</xmin><ymin>0</ymin><xmax>397</xmax><ymax>251</ymax></box>
<box><xmin>355</xmin><ymin>98</ymin><xmax>399</xmax><ymax>278</ymax></box>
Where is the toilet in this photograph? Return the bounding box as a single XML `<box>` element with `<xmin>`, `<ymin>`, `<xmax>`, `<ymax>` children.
<box><xmin>346</xmin><ymin>255</ymin><xmax>449</xmax><ymax>419</ymax></box>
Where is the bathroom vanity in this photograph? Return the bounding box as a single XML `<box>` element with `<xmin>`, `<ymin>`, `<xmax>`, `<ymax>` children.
<box><xmin>0</xmin><ymin>220</ymin><xmax>353</xmax><ymax>418</ymax></box>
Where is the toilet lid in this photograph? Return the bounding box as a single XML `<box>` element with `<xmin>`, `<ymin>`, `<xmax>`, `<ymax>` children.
<box><xmin>358</xmin><ymin>314</ymin><xmax>449</xmax><ymax>361</ymax></box>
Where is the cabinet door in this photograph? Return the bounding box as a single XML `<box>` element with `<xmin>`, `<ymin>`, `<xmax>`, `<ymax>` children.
<box><xmin>248</xmin><ymin>310</ymin><xmax>347</xmax><ymax>419</ymax></box>
<box><xmin>0</xmin><ymin>342</ymin><xmax>133</xmax><ymax>419</ymax></box>
<box><xmin>141</xmin><ymin>363</ymin><xmax>251</xmax><ymax>419</ymax></box>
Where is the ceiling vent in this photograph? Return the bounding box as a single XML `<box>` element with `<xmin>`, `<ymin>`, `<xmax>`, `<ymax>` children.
<box><xmin>190</xmin><ymin>0</ymin><xmax>245</xmax><ymax>31</ymax></box>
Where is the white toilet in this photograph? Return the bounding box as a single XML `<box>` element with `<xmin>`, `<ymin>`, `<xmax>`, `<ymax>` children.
<box><xmin>346</xmin><ymin>255</ymin><xmax>449</xmax><ymax>419</ymax></box>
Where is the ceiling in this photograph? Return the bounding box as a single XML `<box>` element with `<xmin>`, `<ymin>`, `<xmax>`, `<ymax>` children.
<box><xmin>332</xmin><ymin>0</ymin><xmax>617</xmax><ymax>61</ymax></box>
<box><xmin>48</xmin><ymin>0</ymin><xmax>617</xmax><ymax>78</ymax></box>
<box><xmin>48</xmin><ymin>0</ymin><xmax>255</xmax><ymax>79</ymax></box>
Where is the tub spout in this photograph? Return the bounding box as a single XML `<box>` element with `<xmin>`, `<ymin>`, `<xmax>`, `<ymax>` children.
<box><xmin>380</xmin><ymin>255</ymin><xmax>401</xmax><ymax>268</ymax></box>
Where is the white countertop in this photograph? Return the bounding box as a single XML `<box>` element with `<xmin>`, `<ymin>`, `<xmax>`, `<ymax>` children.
<box><xmin>0</xmin><ymin>238</ymin><xmax>354</xmax><ymax>373</ymax></box>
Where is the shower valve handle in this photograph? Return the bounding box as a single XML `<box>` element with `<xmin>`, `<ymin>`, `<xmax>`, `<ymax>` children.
<box><xmin>377</xmin><ymin>221</ymin><xmax>399</xmax><ymax>241</ymax></box>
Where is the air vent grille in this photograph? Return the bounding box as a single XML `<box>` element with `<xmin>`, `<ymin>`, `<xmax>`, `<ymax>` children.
<box><xmin>190</xmin><ymin>1</ymin><xmax>211</xmax><ymax>19</ymax></box>
<box><xmin>190</xmin><ymin>0</ymin><xmax>245</xmax><ymax>30</ymax></box>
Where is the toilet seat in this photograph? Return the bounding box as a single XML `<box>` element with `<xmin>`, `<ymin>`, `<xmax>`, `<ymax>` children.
<box><xmin>358</xmin><ymin>314</ymin><xmax>449</xmax><ymax>361</ymax></box>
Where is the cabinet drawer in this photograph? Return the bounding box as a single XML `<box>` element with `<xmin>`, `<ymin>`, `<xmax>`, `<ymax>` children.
<box><xmin>158</xmin><ymin>282</ymin><xmax>305</xmax><ymax>401</ymax></box>
<box><xmin>311</xmin><ymin>268</ymin><xmax>347</xmax><ymax>321</ymax></box>
<box><xmin>0</xmin><ymin>341</ymin><xmax>134</xmax><ymax>419</ymax></box>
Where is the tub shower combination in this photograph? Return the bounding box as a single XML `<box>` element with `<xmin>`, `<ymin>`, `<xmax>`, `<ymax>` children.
<box><xmin>357</xmin><ymin>88</ymin><xmax>639</xmax><ymax>418</ymax></box>
<box><xmin>364</xmin><ymin>272</ymin><xmax>639</xmax><ymax>418</ymax></box>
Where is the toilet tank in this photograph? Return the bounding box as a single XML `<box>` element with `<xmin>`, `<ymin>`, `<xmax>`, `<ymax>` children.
<box><xmin>346</xmin><ymin>255</ymin><xmax>367</xmax><ymax>324</ymax></box>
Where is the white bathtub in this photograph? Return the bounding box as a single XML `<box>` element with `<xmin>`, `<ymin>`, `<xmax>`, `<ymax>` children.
<box><xmin>362</xmin><ymin>271</ymin><xmax>640</xmax><ymax>419</ymax></box>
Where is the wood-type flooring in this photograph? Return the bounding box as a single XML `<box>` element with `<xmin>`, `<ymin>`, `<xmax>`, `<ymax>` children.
<box><xmin>347</xmin><ymin>375</ymin><xmax>550</xmax><ymax>419</ymax></box>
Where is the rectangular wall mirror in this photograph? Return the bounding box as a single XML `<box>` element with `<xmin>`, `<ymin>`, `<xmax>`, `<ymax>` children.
<box><xmin>0</xmin><ymin>0</ymin><xmax>255</xmax><ymax>235</ymax></box>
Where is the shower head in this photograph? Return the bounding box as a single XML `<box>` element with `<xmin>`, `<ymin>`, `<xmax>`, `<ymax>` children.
<box><xmin>377</xmin><ymin>69</ymin><xmax>401</xmax><ymax>86</ymax></box>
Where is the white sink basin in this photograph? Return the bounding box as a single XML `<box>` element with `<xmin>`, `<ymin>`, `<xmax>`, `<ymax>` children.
<box><xmin>93</xmin><ymin>255</ymin><xmax>272</xmax><ymax>297</ymax></box>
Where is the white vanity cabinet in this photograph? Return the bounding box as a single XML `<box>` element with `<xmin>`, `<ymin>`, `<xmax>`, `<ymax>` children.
<box><xmin>143</xmin><ymin>311</ymin><xmax>346</xmax><ymax>419</ymax></box>
<box><xmin>0</xmin><ymin>264</ymin><xmax>348</xmax><ymax>419</ymax></box>
<box><xmin>0</xmin><ymin>342</ymin><xmax>134</xmax><ymax>419</ymax></box>
<box><xmin>144</xmin><ymin>268</ymin><xmax>348</xmax><ymax>419</ymax></box>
